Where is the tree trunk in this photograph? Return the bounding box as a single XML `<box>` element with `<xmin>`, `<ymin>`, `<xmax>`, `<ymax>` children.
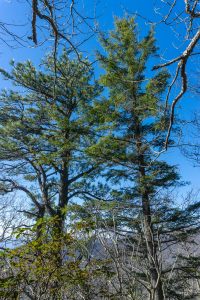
<box><xmin>50</xmin><ymin>159</ymin><xmax>69</xmax><ymax>300</ymax></box>
<box><xmin>135</xmin><ymin>121</ymin><xmax>164</xmax><ymax>300</ymax></box>
<box><xmin>140</xmin><ymin>173</ymin><xmax>164</xmax><ymax>300</ymax></box>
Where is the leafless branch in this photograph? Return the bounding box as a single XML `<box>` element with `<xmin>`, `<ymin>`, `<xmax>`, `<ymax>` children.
<box><xmin>153</xmin><ymin>0</ymin><xmax>200</xmax><ymax>150</ymax></box>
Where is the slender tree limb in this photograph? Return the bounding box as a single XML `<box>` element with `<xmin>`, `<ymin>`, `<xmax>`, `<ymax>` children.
<box><xmin>153</xmin><ymin>28</ymin><xmax>200</xmax><ymax>149</ymax></box>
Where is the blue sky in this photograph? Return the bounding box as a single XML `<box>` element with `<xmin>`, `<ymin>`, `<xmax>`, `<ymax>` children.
<box><xmin>0</xmin><ymin>0</ymin><xmax>200</xmax><ymax>195</ymax></box>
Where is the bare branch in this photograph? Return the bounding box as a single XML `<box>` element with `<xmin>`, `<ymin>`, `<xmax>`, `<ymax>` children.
<box><xmin>153</xmin><ymin>0</ymin><xmax>200</xmax><ymax>150</ymax></box>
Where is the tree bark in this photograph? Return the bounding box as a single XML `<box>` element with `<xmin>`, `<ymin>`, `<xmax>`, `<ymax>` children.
<box><xmin>135</xmin><ymin>121</ymin><xmax>164</xmax><ymax>300</ymax></box>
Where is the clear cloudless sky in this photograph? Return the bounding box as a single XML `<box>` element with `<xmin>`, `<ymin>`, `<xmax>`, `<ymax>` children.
<box><xmin>0</xmin><ymin>0</ymin><xmax>200</xmax><ymax>197</ymax></box>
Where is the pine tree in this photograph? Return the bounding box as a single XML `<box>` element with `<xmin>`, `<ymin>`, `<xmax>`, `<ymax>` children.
<box><xmin>84</xmin><ymin>17</ymin><xmax>200</xmax><ymax>300</ymax></box>
<box><xmin>0</xmin><ymin>51</ymin><xmax>102</xmax><ymax>298</ymax></box>
<box><xmin>0</xmin><ymin>51</ymin><xmax>101</xmax><ymax>225</ymax></box>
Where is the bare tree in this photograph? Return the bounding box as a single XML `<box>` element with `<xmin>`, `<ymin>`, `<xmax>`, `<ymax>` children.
<box><xmin>152</xmin><ymin>0</ymin><xmax>200</xmax><ymax>150</ymax></box>
<box><xmin>0</xmin><ymin>0</ymin><xmax>98</xmax><ymax>62</ymax></box>
<box><xmin>30</xmin><ymin>0</ymin><xmax>98</xmax><ymax>56</ymax></box>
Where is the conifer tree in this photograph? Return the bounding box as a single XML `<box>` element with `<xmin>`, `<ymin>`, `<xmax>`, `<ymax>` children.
<box><xmin>84</xmin><ymin>17</ymin><xmax>200</xmax><ymax>300</ymax></box>
<box><xmin>0</xmin><ymin>51</ymin><xmax>102</xmax><ymax>298</ymax></box>
<box><xmin>0</xmin><ymin>51</ymin><xmax>101</xmax><ymax>228</ymax></box>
